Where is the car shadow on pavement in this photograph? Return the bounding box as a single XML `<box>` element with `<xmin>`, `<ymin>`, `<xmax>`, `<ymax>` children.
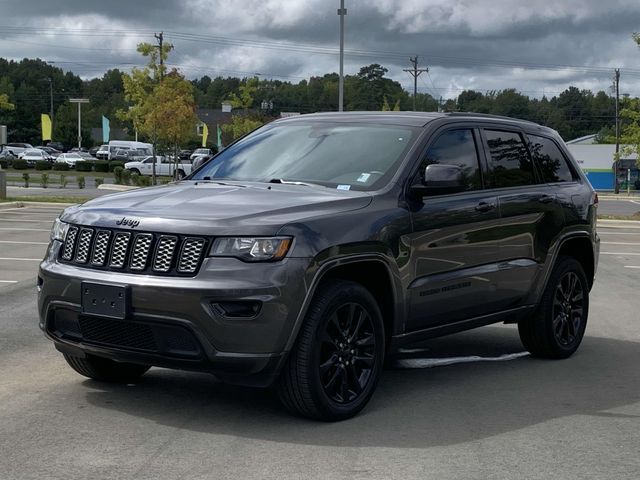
<box><xmin>82</xmin><ymin>326</ymin><xmax>640</xmax><ymax>448</ymax></box>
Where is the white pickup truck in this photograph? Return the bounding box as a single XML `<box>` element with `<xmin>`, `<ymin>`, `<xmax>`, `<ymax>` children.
<box><xmin>124</xmin><ymin>156</ymin><xmax>193</xmax><ymax>179</ymax></box>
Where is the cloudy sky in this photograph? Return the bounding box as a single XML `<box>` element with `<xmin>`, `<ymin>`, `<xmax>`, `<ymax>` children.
<box><xmin>2</xmin><ymin>0</ymin><xmax>640</xmax><ymax>100</ymax></box>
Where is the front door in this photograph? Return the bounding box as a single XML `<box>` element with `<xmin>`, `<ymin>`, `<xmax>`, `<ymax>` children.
<box><xmin>407</xmin><ymin>128</ymin><xmax>503</xmax><ymax>332</ymax></box>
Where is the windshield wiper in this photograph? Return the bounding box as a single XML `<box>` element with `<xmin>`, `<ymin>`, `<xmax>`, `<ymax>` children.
<box><xmin>192</xmin><ymin>178</ymin><xmax>246</xmax><ymax>187</ymax></box>
<box><xmin>268</xmin><ymin>178</ymin><xmax>321</xmax><ymax>187</ymax></box>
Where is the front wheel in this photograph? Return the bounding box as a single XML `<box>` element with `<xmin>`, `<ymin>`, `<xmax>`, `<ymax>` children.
<box><xmin>518</xmin><ymin>256</ymin><xmax>589</xmax><ymax>359</ymax></box>
<box><xmin>63</xmin><ymin>353</ymin><xmax>150</xmax><ymax>383</ymax></box>
<box><xmin>129</xmin><ymin>168</ymin><xmax>140</xmax><ymax>176</ymax></box>
<box><xmin>174</xmin><ymin>169</ymin><xmax>185</xmax><ymax>180</ymax></box>
<box><xmin>277</xmin><ymin>280</ymin><xmax>385</xmax><ymax>421</ymax></box>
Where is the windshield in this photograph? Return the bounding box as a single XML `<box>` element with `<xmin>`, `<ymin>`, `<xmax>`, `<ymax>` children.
<box><xmin>191</xmin><ymin>121</ymin><xmax>420</xmax><ymax>190</ymax></box>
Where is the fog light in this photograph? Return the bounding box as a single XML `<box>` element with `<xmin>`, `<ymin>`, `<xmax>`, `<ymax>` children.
<box><xmin>211</xmin><ymin>301</ymin><xmax>262</xmax><ymax>318</ymax></box>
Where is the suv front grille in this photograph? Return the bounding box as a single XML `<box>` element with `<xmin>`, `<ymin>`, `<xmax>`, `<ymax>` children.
<box><xmin>59</xmin><ymin>225</ymin><xmax>208</xmax><ymax>276</ymax></box>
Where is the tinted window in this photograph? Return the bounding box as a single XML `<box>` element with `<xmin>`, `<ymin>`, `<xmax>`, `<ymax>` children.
<box><xmin>485</xmin><ymin>130</ymin><xmax>535</xmax><ymax>188</ymax></box>
<box><xmin>421</xmin><ymin>129</ymin><xmax>482</xmax><ymax>191</ymax></box>
<box><xmin>529</xmin><ymin>135</ymin><xmax>575</xmax><ymax>183</ymax></box>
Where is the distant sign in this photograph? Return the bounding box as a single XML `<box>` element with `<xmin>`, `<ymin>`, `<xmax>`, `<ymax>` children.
<box><xmin>280</xmin><ymin>112</ymin><xmax>301</xmax><ymax>118</ymax></box>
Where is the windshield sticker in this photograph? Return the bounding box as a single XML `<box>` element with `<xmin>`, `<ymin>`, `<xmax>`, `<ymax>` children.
<box><xmin>337</xmin><ymin>184</ymin><xmax>351</xmax><ymax>191</ymax></box>
<box><xmin>357</xmin><ymin>173</ymin><xmax>371</xmax><ymax>183</ymax></box>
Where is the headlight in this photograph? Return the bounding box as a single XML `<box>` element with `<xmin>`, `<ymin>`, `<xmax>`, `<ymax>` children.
<box><xmin>50</xmin><ymin>217</ymin><xmax>69</xmax><ymax>242</ymax></box>
<box><xmin>210</xmin><ymin>237</ymin><xmax>292</xmax><ymax>262</ymax></box>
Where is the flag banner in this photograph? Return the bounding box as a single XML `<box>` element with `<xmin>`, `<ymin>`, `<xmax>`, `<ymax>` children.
<box><xmin>41</xmin><ymin>114</ymin><xmax>52</xmax><ymax>141</ymax></box>
<box><xmin>217</xmin><ymin>124</ymin><xmax>223</xmax><ymax>150</ymax></box>
<box><xmin>102</xmin><ymin>115</ymin><xmax>110</xmax><ymax>143</ymax></box>
<box><xmin>202</xmin><ymin>123</ymin><xmax>209</xmax><ymax>147</ymax></box>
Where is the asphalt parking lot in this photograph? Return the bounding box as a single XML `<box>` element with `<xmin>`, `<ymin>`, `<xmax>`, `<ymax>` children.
<box><xmin>1</xmin><ymin>205</ymin><xmax>639</xmax><ymax>480</ymax></box>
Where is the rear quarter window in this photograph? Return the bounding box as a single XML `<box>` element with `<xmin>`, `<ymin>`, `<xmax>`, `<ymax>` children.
<box><xmin>484</xmin><ymin>129</ymin><xmax>536</xmax><ymax>188</ymax></box>
<box><xmin>528</xmin><ymin>135</ymin><xmax>576</xmax><ymax>183</ymax></box>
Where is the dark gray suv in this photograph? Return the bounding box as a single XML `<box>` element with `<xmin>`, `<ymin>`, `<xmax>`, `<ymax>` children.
<box><xmin>38</xmin><ymin>112</ymin><xmax>599</xmax><ymax>420</ymax></box>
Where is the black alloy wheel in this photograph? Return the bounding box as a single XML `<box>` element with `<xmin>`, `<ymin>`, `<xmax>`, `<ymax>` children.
<box><xmin>278</xmin><ymin>280</ymin><xmax>385</xmax><ymax>421</ymax></box>
<box><xmin>318</xmin><ymin>302</ymin><xmax>376</xmax><ymax>404</ymax></box>
<box><xmin>518</xmin><ymin>256</ymin><xmax>589</xmax><ymax>359</ymax></box>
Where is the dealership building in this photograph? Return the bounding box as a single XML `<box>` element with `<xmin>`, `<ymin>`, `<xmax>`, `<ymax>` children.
<box><xmin>566</xmin><ymin>135</ymin><xmax>639</xmax><ymax>191</ymax></box>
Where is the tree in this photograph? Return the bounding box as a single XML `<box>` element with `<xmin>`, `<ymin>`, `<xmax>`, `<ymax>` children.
<box><xmin>227</xmin><ymin>76</ymin><xmax>259</xmax><ymax>110</ymax></box>
<box><xmin>222</xmin><ymin>115</ymin><xmax>264</xmax><ymax>142</ymax></box>
<box><xmin>0</xmin><ymin>93</ymin><xmax>14</xmax><ymax>111</ymax></box>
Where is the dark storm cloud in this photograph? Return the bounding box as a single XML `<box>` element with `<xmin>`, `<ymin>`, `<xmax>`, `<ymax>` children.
<box><xmin>1</xmin><ymin>0</ymin><xmax>640</xmax><ymax>97</ymax></box>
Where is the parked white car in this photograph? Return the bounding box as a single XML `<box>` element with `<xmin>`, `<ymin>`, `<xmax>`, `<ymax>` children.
<box><xmin>19</xmin><ymin>148</ymin><xmax>53</xmax><ymax>166</ymax></box>
<box><xmin>56</xmin><ymin>152</ymin><xmax>85</xmax><ymax>167</ymax></box>
<box><xmin>190</xmin><ymin>148</ymin><xmax>213</xmax><ymax>160</ymax></box>
<box><xmin>125</xmin><ymin>156</ymin><xmax>192</xmax><ymax>179</ymax></box>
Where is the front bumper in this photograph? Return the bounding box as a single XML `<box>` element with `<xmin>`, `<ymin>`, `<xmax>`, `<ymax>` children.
<box><xmin>38</xmin><ymin>241</ymin><xmax>312</xmax><ymax>387</ymax></box>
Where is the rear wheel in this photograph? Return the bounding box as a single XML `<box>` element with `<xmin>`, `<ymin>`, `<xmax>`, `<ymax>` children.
<box><xmin>174</xmin><ymin>169</ymin><xmax>186</xmax><ymax>180</ymax></box>
<box><xmin>277</xmin><ymin>280</ymin><xmax>385</xmax><ymax>421</ymax></box>
<box><xmin>518</xmin><ymin>256</ymin><xmax>589</xmax><ymax>359</ymax></box>
<box><xmin>63</xmin><ymin>353</ymin><xmax>150</xmax><ymax>383</ymax></box>
<box><xmin>129</xmin><ymin>168</ymin><xmax>140</xmax><ymax>175</ymax></box>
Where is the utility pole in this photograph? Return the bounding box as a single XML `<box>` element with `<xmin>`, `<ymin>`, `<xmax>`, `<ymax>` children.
<box><xmin>47</xmin><ymin>78</ymin><xmax>53</xmax><ymax>134</ymax></box>
<box><xmin>614</xmin><ymin>68</ymin><xmax>620</xmax><ymax>194</ymax></box>
<box><xmin>403</xmin><ymin>56</ymin><xmax>429</xmax><ymax>111</ymax></box>
<box><xmin>154</xmin><ymin>32</ymin><xmax>164</xmax><ymax>81</ymax></box>
<box><xmin>69</xmin><ymin>98</ymin><xmax>89</xmax><ymax>149</ymax></box>
<box><xmin>337</xmin><ymin>1</ymin><xmax>347</xmax><ymax>112</ymax></box>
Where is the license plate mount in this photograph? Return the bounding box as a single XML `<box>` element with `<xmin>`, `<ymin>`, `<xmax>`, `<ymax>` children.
<box><xmin>81</xmin><ymin>282</ymin><xmax>129</xmax><ymax>319</ymax></box>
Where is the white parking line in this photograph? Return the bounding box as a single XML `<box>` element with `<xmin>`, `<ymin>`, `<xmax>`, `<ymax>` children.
<box><xmin>600</xmin><ymin>242</ymin><xmax>640</xmax><ymax>246</ymax></box>
<box><xmin>598</xmin><ymin>232</ymin><xmax>640</xmax><ymax>235</ymax></box>
<box><xmin>0</xmin><ymin>219</ymin><xmax>51</xmax><ymax>223</ymax></box>
<box><xmin>0</xmin><ymin>240</ymin><xmax>49</xmax><ymax>245</ymax></box>
<box><xmin>395</xmin><ymin>352</ymin><xmax>530</xmax><ymax>369</ymax></box>
<box><xmin>0</xmin><ymin>228</ymin><xmax>51</xmax><ymax>232</ymax></box>
<box><xmin>0</xmin><ymin>257</ymin><xmax>41</xmax><ymax>262</ymax></box>
<box><xmin>598</xmin><ymin>225</ymin><xmax>640</xmax><ymax>230</ymax></box>
<box><xmin>601</xmin><ymin>252</ymin><xmax>640</xmax><ymax>256</ymax></box>
<box><xmin>624</xmin><ymin>266</ymin><xmax>640</xmax><ymax>269</ymax></box>
<box><xmin>0</xmin><ymin>280</ymin><xmax>18</xmax><ymax>283</ymax></box>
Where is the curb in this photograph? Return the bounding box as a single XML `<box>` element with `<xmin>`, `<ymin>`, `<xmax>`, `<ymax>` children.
<box><xmin>98</xmin><ymin>184</ymin><xmax>139</xmax><ymax>191</ymax></box>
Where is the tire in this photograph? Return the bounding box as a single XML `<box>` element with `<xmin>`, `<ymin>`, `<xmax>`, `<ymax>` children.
<box><xmin>277</xmin><ymin>280</ymin><xmax>385</xmax><ymax>421</ymax></box>
<box><xmin>63</xmin><ymin>353</ymin><xmax>150</xmax><ymax>383</ymax></box>
<box><xmin>175</xmin><ymin>169</ymin><xmax>186</xmax><ymax>180</ymax></box>
<box><xmin>130</xmin><ymin>168</ymin><xmax>140</xmax><ymax>175</ymax></box>
<box><xmin>518</xmin><ymin>256</ymin><xmax>589</xmax><ymax>359</ymax></box>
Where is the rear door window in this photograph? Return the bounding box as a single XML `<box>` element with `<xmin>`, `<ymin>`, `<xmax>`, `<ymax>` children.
<box><xmin>528</xmin><ymin>135</ymin><xmax>576</xmax><ymax>183</ymax></box>
<box><xmin>484</xmin><ymin>130</ymin><xmax>536</xmax><ymax>188</ymax></box>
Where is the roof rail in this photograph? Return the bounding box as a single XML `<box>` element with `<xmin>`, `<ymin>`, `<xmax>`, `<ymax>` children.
<box><xmin>444</xmin><ymin>112</ymin><xmax>537</xmax><ymax>124</ymax></box>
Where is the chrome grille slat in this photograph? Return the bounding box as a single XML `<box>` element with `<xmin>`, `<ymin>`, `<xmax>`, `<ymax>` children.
<box><xmin>130</xmin><ymin>234</ymin><xmax>153</xmax><ymax>271</ymax></box>
<box><xmin>62</xmin><ymin>226</ymin><xmax>78</xmax><ymax>260</ymax></box>
<box><xmin>60</xmin><ymin>226</ymin><xmax>206</xmax><ymax>276</ymax></box>
<box><xmin>74</xmin><ymin>228</ymin><xmax>94</xmax><ymax>264</ymax></box>
<box><xmin>178</xmin><ymin>238</ymin><xmax>206</xmax><ymax>273</ymax></box>
<box><xmin>91</xmin><ymin>230</ymin><xmax>111</xmax><ymax>266</ymax></box>
<box><xmin>109</xmin><ymin>232</ymin><xmax>131</xmax><ymax>268</ymax></box>
<box><xmin>153</xmin><ymin>236</ymin><xmax>178</xmax><ymax>272</ymax></box>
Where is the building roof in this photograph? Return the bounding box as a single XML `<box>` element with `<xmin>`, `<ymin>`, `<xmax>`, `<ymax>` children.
<box><xmin>196</xmin><ymin>109</ymin><xmax>233</xmax><ymax>126</ymax></box>
<box><xmin>566</xmin><ymin>134</ymin><xmax>598</xmax><ymax>145</ymax></box>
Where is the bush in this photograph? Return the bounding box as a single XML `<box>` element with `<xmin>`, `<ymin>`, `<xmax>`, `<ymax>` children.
<box><xmin>40</xmin><ymin>173</ymin><xmax>49</xmax><ymax>188</ymax></box>
<box><xmin>94</xmin><ymin>160</ymin><xmax>109</xmax><ymax>173</ymax></box>
<box><xmin>121</xmin><ymin>168</ymin><xmax>132</xmax><ymax>185</ymax></box>
<box><xmin>94</xmin><ymin>178</ymin><xmax>104</xmax><ymax>188</ymax></box>
<box><xmin>59</xmin><ymin>174</ymin><xmax>68</xmax><ymax>189</ymax></box>
<box><xmin>0</xmin><ymin>159</ymin><xmax>8</xmax><ymax>169</ymax></box>
<box><xmin>109</xmin><ymin>161</ymin><xmax>125</xmax><ymax>172</ymax></box>
<box><xmin>113</xmin><ymin>166</ymin><xmax>124</xmax><ymax>184</ymax></box>
<box><xmin>35</xmin><ymin>160</ymin><xmax>52</xmax><ymax>171</ymax></box>
<box><xmin>22</xmin><ymin>172</ymin><xmax>30</xmax><ymax>188</ymax></box>
<box><xmin>52</xmin><ymin>162</ymin><xmax>69</xmax><ymax>171</ymax></box>
<box><xmin>75</xmin><ymin>161</ymin><xmax>93</xmax><ymax>172</ymax></box>
<box><xmin>77</xmin><ymin>176</ymin><xmax>85</xmax><ymax>189</ymax></box>
<box><xmin>137</xmin><ymin>175</ymin><xmax>152</xmax><ymax>187</ymax></box>
<box><xmin>130</xmin><ymin>172</ymin><xmax>140</xmax><ymax>186</ymax></box>
<box><xmin>12</xmin><ymin>159</ymin><xmax>28</xmax><ymax>170</ymax></box>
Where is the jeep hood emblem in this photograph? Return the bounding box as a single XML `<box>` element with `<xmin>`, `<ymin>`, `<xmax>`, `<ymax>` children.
<box><xmin>116</xmin><ymin>217</ymin><xmax>140</xmax><ymax>228</ymax></box>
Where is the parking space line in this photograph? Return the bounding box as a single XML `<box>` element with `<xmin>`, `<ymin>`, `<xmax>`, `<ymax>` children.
<box><xmin>601</xmin><ymin>252</ymin><xmax>640</xmax><ymax>256</ymax></box>
<box><xmin>624</xmin><ymin>266</ymin><xmax>640</xmax><ymax>269</ymax></box>
<box><xmin>0</xmin><ymin>241</ymin><xmax>49</xmax><ymax>245</ymax></box>
<box><xmin>600</xmin><ymin>242</ymin><xmax>640</xmax><ymax>246</ymax></box>
<box><xmin>0</xmin><ymin>219</ymin><xmax>51</xmax><ymax>223</ymax></box>
<box><xmin>0</xmin><ymin>228</ymin><xmax>51</xmax><ymax>232</ymax></box>
<box><xmin>0</xmin><ymin>257</ymin><xmax>41</xmax><ymax>261</ymax></box>
<box><xmin>0</xmin><ymin>280</ymin><xmax>18</xmax><ymax>283</ymax></box>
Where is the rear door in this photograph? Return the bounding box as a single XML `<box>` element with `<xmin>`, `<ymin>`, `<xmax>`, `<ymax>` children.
<box><xmin>406</xmin><ymin>127</ymin><xmax>503</xmax><ymax>331</ymax></box>
<box><xmin>480</xmin><ymin>128</ymin><xmax>565</xmax><ymax>309</ymax></box>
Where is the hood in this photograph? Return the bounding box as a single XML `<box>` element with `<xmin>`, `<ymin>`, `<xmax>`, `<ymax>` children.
<box><xmin>61</xmin><ymin>181</ymin><xmax>372</xmax><ymax>236</ymax></box>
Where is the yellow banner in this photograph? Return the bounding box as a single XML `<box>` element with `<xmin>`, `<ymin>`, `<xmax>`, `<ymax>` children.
<box><xmin>41</xmin><ymin>114</ymin><xmax>52</xmax><ymax>141</ymax></box>
<box><xmin>202</xmin><ymin>123</ymin><xmax>209</xmax><ymax>147</ymax></box>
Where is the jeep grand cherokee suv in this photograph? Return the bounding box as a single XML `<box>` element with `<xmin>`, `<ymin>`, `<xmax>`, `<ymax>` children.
<box><xmin>38</xmin><ymin>112</ymin><xmax>599</xmax><ymax>421</ymax></box>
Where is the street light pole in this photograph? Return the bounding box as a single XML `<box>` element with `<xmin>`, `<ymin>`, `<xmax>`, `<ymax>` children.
<box><xmin>69</xmin><ymin>98</ymin><xmax>89</xmax><ymax>149</ymax></box>
<box><xmin>338</xmin><ymin>0</ymin><xmax>347</xmax><ymax>112</ymax></box>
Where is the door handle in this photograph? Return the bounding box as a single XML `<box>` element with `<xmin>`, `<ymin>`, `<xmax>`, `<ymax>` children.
<box><xmin>475</xmin><ymin>202</ymin><xmax>495</xmax><ymax>213</ymax></box>
<box><xmin>539</xmin><ymin>195</ymin><xmax>554</xmax><ymax>204</ymax></box>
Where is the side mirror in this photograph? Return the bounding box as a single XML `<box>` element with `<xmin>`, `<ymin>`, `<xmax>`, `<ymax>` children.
<box><xmin>411</xmin><ymin>164</ymin><xmax>466</xmax><ymax>197</ymax></box>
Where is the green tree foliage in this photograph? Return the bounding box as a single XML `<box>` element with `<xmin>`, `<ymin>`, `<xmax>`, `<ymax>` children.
<box><xmin>222</xmin><ymin>115</ymin><xmax>264</xmax><ymax>142</ymax></box>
